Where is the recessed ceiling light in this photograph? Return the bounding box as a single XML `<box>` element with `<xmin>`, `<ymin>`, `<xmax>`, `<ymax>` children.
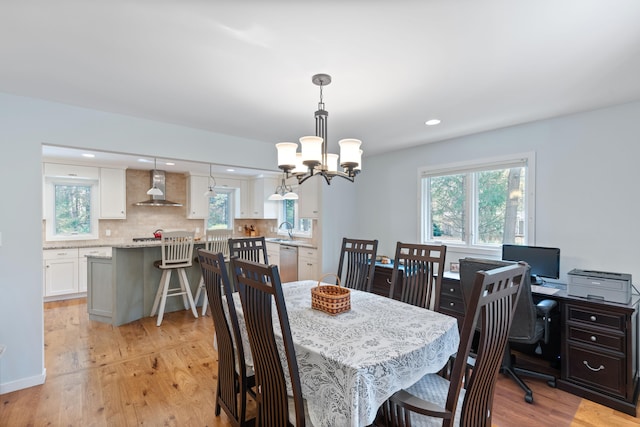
<box><xmin>425</xmin><ymin>119</ymin><xmax>441</xmax><ymax>126</ymax></box>
<box><xmin>226</xmin><ymin>168</ymin><xmax>235</xmax><ymax>172</ymax></box>
<box><xmin>137</xmin><ymin>158</ymin><xmax>152</xmax><ymax>163</ymax></box>
<box><xmin>165</xmin><ymin>162</ymin><xmax>175</xmax><ymax>166</ymax></box>
<box><xmin>82</xmin><ymin>153</ymin><xmax>95</xmax><ymax>158</ymax></box>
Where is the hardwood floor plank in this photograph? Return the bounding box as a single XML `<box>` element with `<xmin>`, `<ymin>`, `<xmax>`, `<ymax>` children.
<box><xmin>1</xmin><ymin>298</ymin><xmax>638</xmax><ymax>426</ymax></box>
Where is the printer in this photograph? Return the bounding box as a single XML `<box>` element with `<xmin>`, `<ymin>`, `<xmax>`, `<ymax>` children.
<box><xmin>567</xmin><ymin>269</ymin><xmax>632</xmax><ymax>304</ymax></box>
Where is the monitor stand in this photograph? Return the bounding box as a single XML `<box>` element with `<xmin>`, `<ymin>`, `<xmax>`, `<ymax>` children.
<box><xmin>531</xmin><ymin>275</ymin><xmax>543</xmax><ymax>285</ymax></box>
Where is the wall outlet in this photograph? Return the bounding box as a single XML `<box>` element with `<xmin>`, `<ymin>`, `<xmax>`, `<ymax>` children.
<box><xmin>105</xmin><ymin>229</ymin><xmax>111</xmax><ymax>237</ymax></box>
<box><xmin>196</xmin><ymin>227</ymin><xmax>200</xmax><ymax>233</ymax></box>
<box><xmin>238</xmin><ymin>226</ymin><xmax>243</xmax><ymax>232</ymax></box>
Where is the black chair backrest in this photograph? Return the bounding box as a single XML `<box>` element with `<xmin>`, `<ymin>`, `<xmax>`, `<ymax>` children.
<box><xmin>228</xmin><ymin>237</ymin><xmax>269</xmax><ymax>264</ymax></box>
<box><xmin>386</xmin><ymin>263</ymin><xmax>525</xmax><ymax>427</ymax></box>
<box><xmin>390</xmin><ymin>242</ymin><xmax>447</xmax><ymax>309</ymax></box>
<box><xmin>460</xmin><ymin>257</ymin><xmax>538</xmax><ymax>342</ymax></box>
<box><xmin>232</xmin><ymin>257</ymin><xmax>305</xmax><ymax>427</ymax></box>
<box><xmin>336</xmin><ymin>237</ymin><xmax>378</xmax><ymax>292</ymax></box>
<box><xmin>198</xmin><ymin>249</ymin><xmax>253</xmax><ymax>427</ymax></box>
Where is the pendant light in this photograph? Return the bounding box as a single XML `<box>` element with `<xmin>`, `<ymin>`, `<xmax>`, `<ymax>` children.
<box><xmin>204</xmin><ymin>164</ymin><xmax>217</xmax><ymax>197</ymax></box>
<box><xmin>146</xmin><ymin>158</ymin><xmax>163</xmax><ymax>196</ymax></box>
<box><xmin>268</xmin><ymin>174</ymin><xmax>298</xmax><ymax>201</ymax></box>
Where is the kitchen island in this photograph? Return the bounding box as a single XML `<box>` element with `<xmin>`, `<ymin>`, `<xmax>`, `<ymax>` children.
<box><xmin>87</xmin><ymin>241</ymin><xmax>205</xmax><ymax>326</ymax></box>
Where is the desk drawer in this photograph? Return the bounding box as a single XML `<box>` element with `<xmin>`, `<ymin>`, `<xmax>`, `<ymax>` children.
<box><xmin>439</xmin><ymin>295</ymin><xmax>465</xmax><ymax>316</ymax></box>
<box><xmin>568</xmin><ymin>326</ymin><xmax>624</xmax><ymax>352</ymax></box>
<box><xmin>566</xmin><ymin>344</ymin><xmax>626</xmax><ymax>398</ymax></box>
<box><xmin>441</xmin><ymin>279</ymin><xmax>464</xmax><ymax>300</ymax></box>
<box><xmin>567</xmin><ymin>306</ymin><xmax>624</xmax><ymax>331</ymax></box>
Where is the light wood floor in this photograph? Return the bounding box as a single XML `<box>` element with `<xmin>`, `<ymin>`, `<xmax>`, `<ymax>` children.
<box><xmin>1</xmin><ymin>298</ymin><xmax>639</xmax><ymax>426</ymax></box>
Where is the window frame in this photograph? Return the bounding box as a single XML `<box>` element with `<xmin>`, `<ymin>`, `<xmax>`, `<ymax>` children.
<box><xmin>44</xmin><ymin>176</ymin><xmax>99</xmax><ymax>241</ymax></box>
<box><xmin>418</xmin><ymin>152</ymin><xmax>536</xmax><ymax>255</ymax></box>
<box><xmin>205</xmin><ymin>187</ymin><xmax>235</xmax><ymax>231</ymax></box>
<box><xmin>276</xmin><ymin>185</ymin><xmax>312</xmax><ymax>238</ymax></box>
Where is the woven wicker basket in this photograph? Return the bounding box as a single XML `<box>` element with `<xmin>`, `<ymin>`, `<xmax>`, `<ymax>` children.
<box><xmin>311</xmin><ymin>274</ymin><xmax>351</xmax><ymax>315</ymax></box>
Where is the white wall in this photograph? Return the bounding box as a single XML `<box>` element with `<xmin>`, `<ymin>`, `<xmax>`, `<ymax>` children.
<box><xmin>356</xmin><ymin>101</ymin><xmax>640</xmax><ymax>284</ymax></box>
<box><xmin>0</xmin><ymin>93</ymin><xmax>276</xmax><ymax>393</ymax></box>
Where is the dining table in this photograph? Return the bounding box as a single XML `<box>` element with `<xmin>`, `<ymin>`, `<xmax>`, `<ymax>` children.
<box><xmin>231</xmin><ymin>280</ymin><xmax>460</xmax><ymax>427</ymax></box>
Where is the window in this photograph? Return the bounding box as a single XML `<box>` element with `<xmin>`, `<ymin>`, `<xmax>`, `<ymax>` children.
<box><xmin>45</xmin><ymin>178</ymin><xmax>99</xmax><ymax>240</ymax></box>
<box><xmin>278</xmin><ymin>199</ymin><xmax>312</xmax><ymax>237</ymax></box>
<box><xmin>206</xmin><ymin>189</ymin><xmax>234</xmax><ymax>230</ymax></box>
<box><xmin>420</xmin><ymin>153</ymin><xmax>534</xmax><ymax>250</ymax></box>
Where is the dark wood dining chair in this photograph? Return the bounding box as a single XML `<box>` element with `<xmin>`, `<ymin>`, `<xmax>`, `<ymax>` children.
<box><xmin>198</xmin><ymin>249</ymin><xmax>255</xmax><ymax>427</ymax></box>
<box><xmin>336</xmin><ymin>237</ymin><xmax>378</xmax><ymax>292</ymax></box>
<box><xmin>229</xmin><ymin>237</ymin><xmax>269</xmax><ymax>264</ymax></box>
<box><xmin>389</xmin><ymin>242</ymin><xmax>447</xmax><ymax>309</ymax></box>
<box><xmin>378</xmin><ymin>262</ymin><xmax>527</xmax><ymax>427</ymax></box>
<box><xmin>231</xmin><ymin>257</ymin><xmax>310</xmax><ymax>427</ymax></box>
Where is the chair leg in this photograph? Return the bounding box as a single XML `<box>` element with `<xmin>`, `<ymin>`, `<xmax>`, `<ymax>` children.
<box><xmin>151</xmin><ymin>270</ymin><xmax>169</xmax><ymax>317</ymax></box>
<box><xmin>193</xmin><ymin>277</ymin><xmax>208</xmax><ymax>316</ymax></box>
<box><xmin>156</xmin><ymin>270</ymin><xmax>173</xmax><ymax>326</ymax></box>
<box><xmin>501</xmin><ymin>345</ymin><xmax>556</xmax><ymax>404</ymax></box>
<box><xmin>178</xmin><ymin>268</ymin><xmax>199</xmax><ymax>319</ymax></box>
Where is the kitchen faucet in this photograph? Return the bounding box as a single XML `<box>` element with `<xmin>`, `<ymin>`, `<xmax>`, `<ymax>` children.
<box><xmin>278</xmin><ymin>221</ymin><xmax>294</xmax><ymax>239</ymax></box>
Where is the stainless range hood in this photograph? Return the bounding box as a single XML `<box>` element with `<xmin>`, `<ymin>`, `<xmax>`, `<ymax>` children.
<box><xmin>135</xmin><ymin>170</ymin><xmax>183</xmax><ymax>207</ymax></box>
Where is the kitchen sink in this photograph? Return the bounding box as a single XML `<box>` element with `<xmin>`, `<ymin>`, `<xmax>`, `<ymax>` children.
<box><xmin>266</xmin><ymin>238</ymin><xmax>296</xmax><ymax>243</ymax></box>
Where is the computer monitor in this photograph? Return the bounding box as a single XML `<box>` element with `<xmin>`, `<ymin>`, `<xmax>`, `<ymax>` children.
<box><xmin>502</xmin><ymin>244</ymin><xmax>560</xmax><ymax>283</ymax></box>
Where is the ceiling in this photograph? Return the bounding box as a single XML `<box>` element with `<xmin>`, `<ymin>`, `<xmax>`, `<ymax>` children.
<box><xmin>4</xmin><ymin>1</ymin><xmax>640</xmax><ymax>167</ymax></box>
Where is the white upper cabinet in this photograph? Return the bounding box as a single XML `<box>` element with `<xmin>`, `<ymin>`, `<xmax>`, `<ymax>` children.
<box><xmin>298</xmin><ymin>178</ymin><xmax>320</xmax><ymax>219</ymax></box>
<box><xmin>99</xmin><ymin>167</ymin><xmax>126</xmax><ymax>219</ymax></box>
<box><xmin>241</xmin><ymin>177</ymin><xmax>278</xmax><ymax>219</ymax></box>
<box><xmin>187</xmin><ymin>174</ymin><xmax>210</xmax><ymax>219</ymax></box>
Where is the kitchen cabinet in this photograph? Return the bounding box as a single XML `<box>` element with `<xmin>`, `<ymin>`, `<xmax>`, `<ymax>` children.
<box><xmin>240</xmin><ymin>177</ymin><xmax>278</xmax><ymax>219</ymax></box>
<box><xmin>298</xmin><ymin>178</ymin><xmax>320</xmax><ymax>219</ymax></box>
<box><xmin>297</xmin><ymin>247</ymin><xmax>319</xmax><ymax>281</ymax></box>
<box><xmin>266</xmin><ymin>242</ymin><xmax>280</xmax><ymax>268</ymax></box>
<box><xmin>87</xmin><ymin>256</ymin><xmax>114</xmax><ymax>323</ymax></box>
<box><xmin>43</xmin><ymin>247</ymin><xmax>112</xmax><ymax>300</ymax></box>
<box><xmin>79</xmin><ymin>247</ymin><xmax>112</xmax><ymax>293</ymax></box>
<box><xmin>187</xmin><ymin>175</ymin><xmax>209</xmax><ymax>219</ymax></box>
<box><xmin>99</xmin><ymin>167</ymin><xmax>126</xmax><ymax>219</ymax></box>
<box><xmin>43</xmin><ymin>249</ymin><xmax>79</xmax><ymax>298</ymax></box>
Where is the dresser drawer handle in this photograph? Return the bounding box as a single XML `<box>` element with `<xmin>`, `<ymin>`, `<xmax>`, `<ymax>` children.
<box><xmin>590</xmin><ymin>315</ymin><xmax>597</xmax><ymax>322</ymax></box>
<box><xmin>449</xmin><ymin>288</ymin><xmax>455</xmax><ymax>292</ymax></box>
<box><xmin>583</xmin><ymin>361</ymin><xmax>605</xmax><ymax>372</ymax></box>
<box><xmin>590</xmin><ymin>336</ymin><xmax>597</xmax><ymax>342</ymax></box>
<box><xmin>386</xmin><ymin>279</ymin><xmax>392</xmax><ymax>285</ymax></box>
<box><xmin>449</xmin><ymin>302</ymin><xmax>455</xmax><ymax>307</ymax></box>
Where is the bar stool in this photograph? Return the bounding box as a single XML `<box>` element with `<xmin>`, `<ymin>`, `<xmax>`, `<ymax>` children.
<box><xmin>150</xmin><ymin>230</ymin><xmax>198</xmax><ymax>326</ymax></box>
<box><xmin>194</xmin><ymin>229</ymin><xmax>232</xmax><ymax>315</ymax></box>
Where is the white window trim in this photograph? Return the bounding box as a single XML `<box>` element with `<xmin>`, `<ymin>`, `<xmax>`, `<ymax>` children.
<box><xmin>44</xmin><ymin>177</ymin><xmax>100</xmax><ymax>241</ymax></box>
<box><xmin>417</xmin><ymin>151</ymin><xmax>536</xmax><ymax>256</ymax></box>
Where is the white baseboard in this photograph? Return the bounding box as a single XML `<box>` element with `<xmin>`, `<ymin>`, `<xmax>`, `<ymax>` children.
<box><xmin>0</xmin><ymin>368</ymin><xmax>46</xmax><ymax>394</ymax></box>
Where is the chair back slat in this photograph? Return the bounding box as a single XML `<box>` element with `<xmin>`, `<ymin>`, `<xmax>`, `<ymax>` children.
<box><xmin>232</xmin><ymin>258</ymin><xmax>305</xmax><ymax>427</ymax></box>
<box><xmin>204</xmin><ymin>229</ymin><xmax>233</xmax><ymax>258</ymax></box>
<box><xmin>198</xmin><ymin>249</ymin><xmax>253</xmax><ymax>426</ymax></box>
<box><xmin>390</xmin><ymin>243</ymin><xmax>446</xmax><ymax>309</ymax></box>
<box><xmin>229</xmin><ymin>237</ymin><xmax>269</xmax><ymax>264</ymax></box>
<box><xmin>160</xmin><ymin>231</ymin><xmax>195</xmax><ymax>268</ymax></box>
<box><xmin>337</xmin><ymin>237</ymin><xmax>378</xmax><ymax>291</ymax></box>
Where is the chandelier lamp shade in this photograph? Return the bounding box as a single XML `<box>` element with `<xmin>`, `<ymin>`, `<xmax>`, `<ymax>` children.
<box><xmin>276</xmin><ymin>73</ymin><xmax>362</xmax><ymax>185</ymax></box>
<box><xmin>204</xmin><ymin>164</ymin><xmax>217</xmax><ymax>197</ymax></box>
<box><xmin>268</xmin><ymin>175</ymin><xmax>299</xmax><ymax>201</ymax></box>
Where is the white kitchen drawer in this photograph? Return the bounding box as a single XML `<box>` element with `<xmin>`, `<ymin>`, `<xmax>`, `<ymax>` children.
<box><xmin>43</xmin><ymin>248</ymin><xmax>79</xmax><ymax>260</ymax></box>
<box><xmin>79</xmin><ymin>247</ymin><xmax>112</xmax><ymax>258</ymax></box>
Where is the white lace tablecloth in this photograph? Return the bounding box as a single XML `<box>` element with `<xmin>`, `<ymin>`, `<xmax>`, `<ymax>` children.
<box><xmin>232</xmin><ymin>280</ymin><xmax>460</xmax><ymax>427</ymax></box>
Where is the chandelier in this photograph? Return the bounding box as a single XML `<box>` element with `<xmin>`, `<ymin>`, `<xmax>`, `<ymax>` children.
<box><xmin>268</xmin><ymin>174</ymin><xmax>299</xmax><ymax>200</ymax></box>
<box><xmin>276</xmin><ymin>74</ymin><xmax>362</xmax><ymax>185</ymax></box>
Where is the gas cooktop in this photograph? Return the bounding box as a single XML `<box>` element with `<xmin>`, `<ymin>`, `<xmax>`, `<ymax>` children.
<box><xmin>132</xmin><ymin>237</ymin><xmax>161</xmax><ymax>242</ymax></box>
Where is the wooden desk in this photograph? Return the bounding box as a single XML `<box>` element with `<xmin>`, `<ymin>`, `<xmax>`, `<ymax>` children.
<box><xmin>437</xmin><ymin>272</ymin><xmax>640</xmax><ymax>416</ymax></box>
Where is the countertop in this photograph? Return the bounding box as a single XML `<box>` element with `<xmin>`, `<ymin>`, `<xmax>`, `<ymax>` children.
<box><xmin>44</xmin><ymin>236</ymin><xmax>317</xmax><ymax>250</ymax></box>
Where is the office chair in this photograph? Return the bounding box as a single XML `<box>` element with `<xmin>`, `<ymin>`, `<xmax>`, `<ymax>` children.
<box><xmin>459</xmin><ymin>257</ymin><xmax>557</xmax><ymax>403</ymax></box>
